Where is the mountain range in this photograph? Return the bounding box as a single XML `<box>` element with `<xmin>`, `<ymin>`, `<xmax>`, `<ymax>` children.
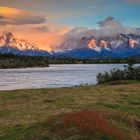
<box><xmin>0</xmin><ymin>32</ymin><xmax>140</xmax><ymax>59</ymax></box>
<box><xmin>0</xmin><ymin>32</ymin><xmax>50</xmax><ymax>56</ymax></box>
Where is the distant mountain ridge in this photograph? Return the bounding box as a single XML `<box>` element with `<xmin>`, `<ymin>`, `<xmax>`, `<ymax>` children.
<box><xmin>55</xmin><ymin>33</ymin><xmax>140</xmax><ymax>59</ymax></box>
<box><xmin>0</xmin><ymin>32</ymin><xmax>140</xmax><ymax>59</ymax></box>
<box><xmin>0</xmin><ymin>32</ymin><xmax>50</xmax><ymax>56</ymax></box>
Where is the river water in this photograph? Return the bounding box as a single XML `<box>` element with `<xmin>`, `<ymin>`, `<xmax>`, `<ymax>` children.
<box><xmin>0</xmin><ymin>64</ymin><xmax>135</xmax><ymax>91</ymax></box>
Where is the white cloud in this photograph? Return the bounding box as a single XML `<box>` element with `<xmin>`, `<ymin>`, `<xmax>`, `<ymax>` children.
<box><xmin>60</xmin><ymin>16</ymin><xmax>140</xmax><ymax>50</ymax></box>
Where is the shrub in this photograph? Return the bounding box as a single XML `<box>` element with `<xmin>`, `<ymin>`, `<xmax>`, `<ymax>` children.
<box><xmin>97</xmin><ymin>63</ymin><xmax>140</xmax><ymax>84</ymax></box>
<box><xmin>60</xmin><ymin>110</ymin><xmax>128</xmax><ymax>139</ymax></box>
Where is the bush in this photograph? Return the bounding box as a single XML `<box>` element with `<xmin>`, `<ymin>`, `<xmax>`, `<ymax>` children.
<box><xmin>60</xmin><ymin>110</ymin><xmax>128</xmax><ymax>139</ymax></box>
<box><xmin>97</xmin><ymin>63</ymin><xmax>140</xmax><ymax>84</ymax></box>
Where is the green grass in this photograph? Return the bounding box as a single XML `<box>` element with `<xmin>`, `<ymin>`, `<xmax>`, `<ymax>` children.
<box><xmin>0</xmin><ymin>81</ymin><xmax>140</xmax><ymax>140</ymax></box>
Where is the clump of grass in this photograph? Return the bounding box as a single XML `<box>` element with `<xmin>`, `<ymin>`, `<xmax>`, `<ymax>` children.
<box><xmin>60</xmin><ymin>110</ymin><xmax>128</xmax><ymax>139</ymax></box>
<box><xmin>96</xmin><ymin>103</ymin><xmax>120</xmax><ymax>109</ymax></box>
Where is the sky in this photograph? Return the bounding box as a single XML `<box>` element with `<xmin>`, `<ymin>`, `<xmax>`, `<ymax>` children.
<box><xmin>0</xmin><ymin>0</ymin><xmax>140</xmax><ymax>50</ymax></box>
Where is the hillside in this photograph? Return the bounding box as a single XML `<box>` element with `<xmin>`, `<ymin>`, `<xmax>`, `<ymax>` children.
<box><xmin>0</xmin><ymin>81</ymin><xmax>139</xmax><ymax>140</ymax></box>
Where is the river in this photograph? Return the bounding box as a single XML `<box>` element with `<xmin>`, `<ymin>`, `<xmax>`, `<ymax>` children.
<box><xmin>0</xmin><ymin>64</ymin><xmax>136</xmax><ymax>91</ymax></box>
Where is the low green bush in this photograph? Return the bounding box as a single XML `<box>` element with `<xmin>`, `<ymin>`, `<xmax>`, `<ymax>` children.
<box><xmin>97</xmin><ymin>63</ymin><xmax>140</xmax><ymax>84</ymax></box>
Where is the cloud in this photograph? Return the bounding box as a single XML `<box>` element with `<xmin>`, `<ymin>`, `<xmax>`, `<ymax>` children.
<box><xmin>0</xmin><ymin>23</ymin><xmax>68</xmax><ymax>51</ymax></box>
<box><xmin>60</xmin><ymin>16</ymin><xmax>140</xmax><ymax>50</ymax></box>
<box><xmin>35</xmin><ymin>26</ymin><xmax>51</xmax><ymax>33</ymax></box>
<box><xmin>0</xmin><ymin>7</ymin><xmax>45</xmax><ymax>25</ymax></box>
<box><xmin>98</xmin><ymin>16</ymin><xmax>123</xmax><ymax>28</ymax></box>
<box><xmin>0</xmin><ymin>15</ymin><xmax>4</xmax><ymax>19</ymax></box>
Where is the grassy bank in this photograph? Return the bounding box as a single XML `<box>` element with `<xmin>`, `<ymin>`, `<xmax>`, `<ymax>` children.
<box><xmin>0</xmin><ymin>81</ymin><xmax>139</xmax><ymax>140</ymax></box>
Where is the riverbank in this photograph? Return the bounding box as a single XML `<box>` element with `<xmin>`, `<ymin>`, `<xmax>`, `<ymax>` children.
<box><xmin>0</xmin><ymin>81</ymin><xmax>139</xmax><ymax>140</ymax></box>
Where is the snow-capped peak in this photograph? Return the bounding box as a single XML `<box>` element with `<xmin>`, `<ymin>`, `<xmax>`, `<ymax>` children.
<box><xmin>0</xmin><ymin>32</ymin><xmax>50</xmax><ymax>51</ymax></box>
<box><xmin>0</xmin><ymin>32</ymin><xmax>51</xmax><ymax>56</ymax></box>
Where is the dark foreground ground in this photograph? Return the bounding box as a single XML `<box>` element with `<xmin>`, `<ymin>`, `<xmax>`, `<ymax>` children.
<box><xmin>0</xmin><ymin>81</ymin><xmax>139</xmax><ymax>140</ymax></box>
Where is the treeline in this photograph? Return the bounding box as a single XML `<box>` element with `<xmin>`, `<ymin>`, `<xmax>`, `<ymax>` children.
<box><xmin>0</xmin><ymin>53</ymin><xmax>140</xmax><ymax>68</ymax></box>
<box><xmin>0</xmin><ymin>54</ymin><xmax>49</xmax><ymax>68</ymax></box>
<box><xmin>47</xmin><ymin>56</ymin><xmax>140</xmax><ymax>64</ymax></box>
